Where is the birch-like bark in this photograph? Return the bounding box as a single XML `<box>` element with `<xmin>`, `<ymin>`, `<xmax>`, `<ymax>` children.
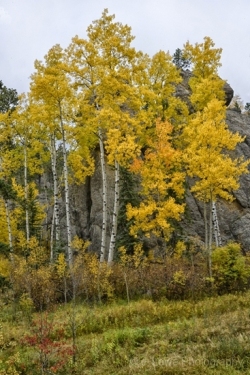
<box><xmin>212</xmin><ymin>201</ymin><xmax>222</xmax><ymax>247</ymax></box>
<box><xmin>4</xmin><ymin>199</ymin><xmax>13</xmax><ymax>262</ymax></box>
<box><xmin>99</xmin><ymin>128</ymin><xmax>108</xmax><ymax>263</ymax></box>
<box><xmin>108</xmin><ymin>160</ymin><xmax>120</xmax><ymax>265</ymax></box>
<box><xmin>208</xmin><ymin>198</ymin><xmax>213</xmax><ymax>278</ymax></box>
<box><xmin>59</xmin><ymin>103</ymin><xmax>72</xmax><ymax>266</ymax></box>
<box><xmin>204</xmin><ymin>202</ymin><xmax>208</xmax><ymax>253</ymax></box>
<box><xmin>50</xmin><ymin>208</ymin><xmax>55</xmax><ymax>262</ymax></box>
<box><xmin>24</xmin><ymin>145</ymin><xmax>30</xmax><ymax>243</ymax></box>
<box><xmin>0</xmin><ymin>159</ymin><xmax>14</xmax><ymax>262</ymax></box>
<box><xmin>50</xmin><ymin>133</ymin><xmax>60</xmax><ymax>262</ymax></box>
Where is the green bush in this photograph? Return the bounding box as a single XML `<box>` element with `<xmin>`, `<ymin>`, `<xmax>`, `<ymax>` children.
<box><xmin>212</xmin><ymin>243</ymin><xmax>250</xmax><ymax>293</ymax></box>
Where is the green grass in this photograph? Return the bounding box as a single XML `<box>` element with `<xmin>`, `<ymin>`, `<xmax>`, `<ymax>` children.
<box><xmin>1</xmin><ymin>292</ymin><xmax>250</xmax><ymax>374</ymax></box>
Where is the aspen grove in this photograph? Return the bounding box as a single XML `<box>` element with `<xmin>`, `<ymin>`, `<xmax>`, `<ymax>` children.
<box><xmin>0</xmin><ymin>10</ymin><xmax>248</xmax><ymax>303</ymax></box>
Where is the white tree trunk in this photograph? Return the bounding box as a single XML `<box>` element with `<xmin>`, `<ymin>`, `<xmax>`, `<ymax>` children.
<box><xmin>99</xmin><ymin>129</ymin><xmax>108</xmax><ymax>263</ymax></box>
<box><xmin>0</xmin><ymin>159</ymin><xmax>14</xmax><ymax>261</ymax></box>
<box><xmin>204</xmin><ymin>202</ymin><xmax>208</xmax><ymax>252</ymax></box>
<box><xmin>50</xmin><ymin>207</ymin><xmax>55</xmax><ymax>263</ymax></box>
<box><xmin>4</xmin><ymin>199</ymin><xmax>13</xmax><ymax>262</ymax></box>
<box><xmin>108</xmin><ymin>160</ymin><xmax>120</xmax><ymax>265</ymax></box>
<box><xmin>212</xmin><ymin>201</ymin><xmax>222</xmax><ymax>247</ymax></box>
<box><xmin>24</xmin><ymin>145</ymin><xmax>30</xmax><ymax>243</ymax></box>
<box><xmin>59</xmin><ymin>104</ymin><xmax>73</xmax><ymax>266</ymax></box>
<box><xmin>208</xmin><ymin>198</ymin><xmax>213</xmax><ymax>278</ymax></box>
<box><xmin>50</xmin><ymin>133</ymin><xmax>60</xmax><ymax>262</ymax></box>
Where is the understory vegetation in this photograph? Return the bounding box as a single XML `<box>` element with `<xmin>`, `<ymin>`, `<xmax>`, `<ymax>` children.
<box><xmin>0</xmin><ymin>242</ymin><xmax>250</xmax><ymax>373</ymax></box>
<box><xmin>1</xmin><ymin>290</ymin><xmax>250</xmax><ymax>374</ymax></box>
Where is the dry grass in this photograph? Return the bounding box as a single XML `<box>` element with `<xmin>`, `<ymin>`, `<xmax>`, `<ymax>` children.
<box><xmin>1</xmin><ymin>292</ymin><xmax>250</xmax><ymax>374</ymax></box>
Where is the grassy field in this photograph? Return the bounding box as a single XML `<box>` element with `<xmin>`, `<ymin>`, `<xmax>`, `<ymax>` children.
<box><xmin>1</xmin><ymin>292</ymin><xmax>250</xmax><ymax>374</ymax></box>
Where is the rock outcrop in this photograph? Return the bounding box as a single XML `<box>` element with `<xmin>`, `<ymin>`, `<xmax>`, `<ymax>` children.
<box><xmin>224</xmin><ymin>82</ymin><xmax>234</xmax><ymax>106</ymax></box>
<box><xmin>54</xmin><ymin>71</ymin><xmax>249</xmax><ymax>254</ymax></box>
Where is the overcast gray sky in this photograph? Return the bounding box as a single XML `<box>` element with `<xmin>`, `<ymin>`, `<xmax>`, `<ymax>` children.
<box><xmin>1</xmin><ymin>0</ymin><xmax>250</xmax><ymax>103</ymax></box>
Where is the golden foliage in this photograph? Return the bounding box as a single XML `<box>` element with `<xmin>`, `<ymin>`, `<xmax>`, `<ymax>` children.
<box><xmin>183</xmin><ymin>99</ymin><xmax>249</xmax><ymax>202</ymax></box>
<box><xmin>127</xmin><ymin>118</ymin><xmax>185</xmax><ymax>239</ymax></box>
<box><xmin>0</xmin><ymin>256</ymin><xmax>10</xmax><ymax>279</ymax></box>
<box><xmin>69</xmin><ymin>236</ymin><xmax>113</xmax><ymax>300</ymax></box>
<box><xmin>184</xmin><ymin>36</ymin><xmax>222</xmax><ymax>78</ymax></box>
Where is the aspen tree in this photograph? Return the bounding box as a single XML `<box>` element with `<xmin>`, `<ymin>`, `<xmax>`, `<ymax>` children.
<box><xmin>181</xmin><ymin>37</ymin><xmax>249</xmax><ymax>276</ymax></box>
<box><xmin>104</xmin><ymin>112</ymin><xmax>142</xmax><ymax>264</ymax></box>
<box><xmin>0</xmin><ymin>95</ymin><xmax>22</xmax><ymax>258</ymax></box>
<box><xmin>183</xmin><ymin>99</ymin><xmax>248</xmax><ymax>276</ymax></box>
<box><xmin>21</xmin><ymin>100</ymin><xmax>61</xmax><ymax>261</ymax></box>
<box><xmin>65</xmin><ymin>34</ymin><xmax>106</xmax><ymax>259</ymax></box>
<box><xmin>184</xmin><ymin>36</ymin><xmax>224</xmax><ymax>247</ymax></box>
<box><xmin>184</xmin><ymin>36</ymin><xmax>225</xmax><ymax>110</ymax></box>
<box><xmin>88</xmin><ymin>11</ymin><xmax>147</xmax><ymax>263</ymax></box>
<box><xmin>0</xmin><ymin>101</ymin><xmax>44</xmax><ymax>255</ymax></box>
<box><xmin>0</xmin><ymin>113</ymin><xmax>18</xmax><ymax>257</ymax></box>
<box><xmin>30</xmin><ymin>45</ymin><xmax>76</xmax><ymax>266</ymax></box>
<box><xmin>10</xmin><ymin>99</ymin><xmax>45</xmax><ymax>244</ymax></box>
<box><xmin>66</xmin><ymin>9</ymin><xmax>146</xmax><ymax>262</ymax></box>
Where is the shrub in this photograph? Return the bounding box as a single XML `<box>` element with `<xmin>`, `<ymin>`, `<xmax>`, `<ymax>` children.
<box><xmin>23</xmin><ymin>312</ymin><xmax>72</xmax><ymax>374</ymax></box>
<box><xmin>212</xmin><ymin>242</ymin><xmax>250</xmax><ymax>293</ymax></box>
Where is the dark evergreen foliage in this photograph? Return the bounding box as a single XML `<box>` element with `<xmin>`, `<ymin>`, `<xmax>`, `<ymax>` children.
<box><xmin>245</xmin><ymin>103</ymin><xmax>250</xmax><ymax>112</ymax></box>
<box><xmin>0</xmin><ymin>80</ymin><xmax>18</xmax><ymax>113</ymax></box>
<box><xmin>172</xmin><ymin>48</ymin><xmax>191</xmax><ymax>69</ymax></box>
<box><xmin>0</xmin><ymin>179</ymin><xmax>17</xmax><ymax>201</ymax></box>
<box><xmin>116</xmin><ymin>166</ymin><xmax>140</xmax><ymax>255</ymax></box>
